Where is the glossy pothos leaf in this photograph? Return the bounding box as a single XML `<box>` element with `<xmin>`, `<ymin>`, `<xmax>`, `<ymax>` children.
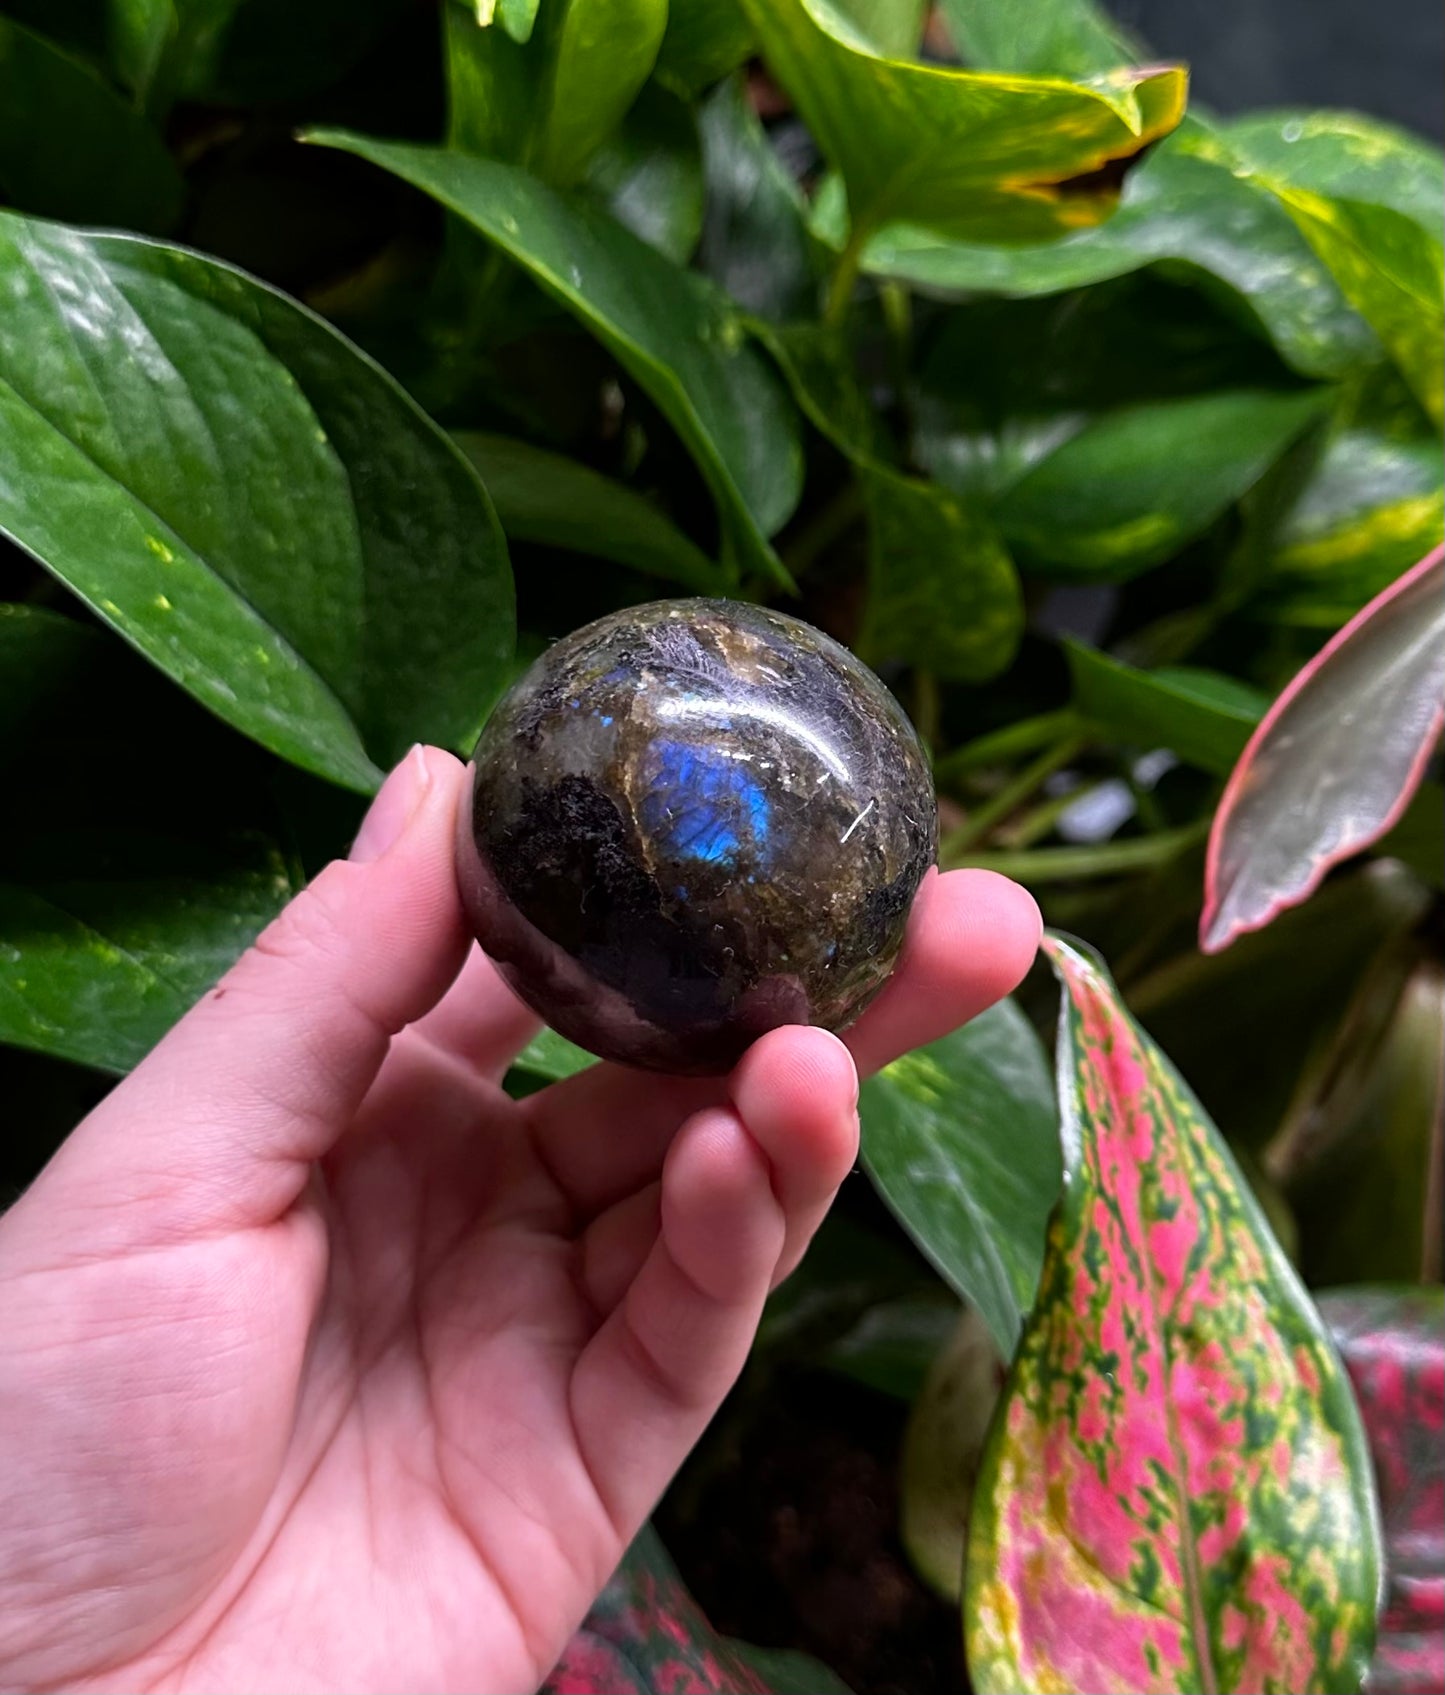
<box><xmin>965</xmin><ymin>935</ymin><xmax>1381</xmax><ymax>1694</ymax></box>
<box><xmin>837</xmin><ymin>133</ymin><xmax>1382</xmax><ymax>383</ymax></box>
<box><xmin>861</xmin><ymin>469</ymin><xmax>1024</xmax><ymax>683</ymax></box>
<box><xmin>0</xmin><ymin>212</ymin><xmax>513</xmax><ymax>790</ymax></box>
<box><xmin>1267</xmin><ymin>187</ymin><xmax>1445</xmax><ymax>426</ymax></box>
<box><xmin>1202</xmin><ymin>546</ymin><xmax>1445</xmax><ymax>953</ymax></box>
<box><xmin>740</xmin><ymin>0</ymin><xmax>1186</xmax><ymax>249</ymax></box>
<box><xmin>1065</xmin><ymin>642</ymin><xmax>1267</xmax><ymax>776</ymax></box>
<box><xmin>0</xmin><ymin>17</ymin><xmax>183</xmax><ymax>232</ymax></box>
<box><xmin>444</xmin><ymin>0</ymin><xmax>666</xmax><ymax>185</ymax></box>
<box><xmin>453</xmin><ymin>432</ymin><xmax>728</xmax><ymax>592</ymax></box>
<box><xmin>308</xmin><ymin>132</ymin><xmax>802</xmax><ymax>589</ymax></box>
<box><xmin>546</xmin><ymin>1523</ymin><xmax>853</xmax><ymax>1693</ymax></box>
<box><xmin>859</xmin><ymin>997</ymin><xmax>1060</xmax><ymax>1355</ymax></box>
<box><xmin>1257</xmin><ymin>377</ymin><xmax>1444</xmax><ymax>627</ymax></box>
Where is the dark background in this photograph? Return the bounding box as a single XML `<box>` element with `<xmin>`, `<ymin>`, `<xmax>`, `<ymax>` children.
<box><xmin>1127</xmin><ymin>0</ymin><xmax>1443</xmax><ymax>139</ymax></box>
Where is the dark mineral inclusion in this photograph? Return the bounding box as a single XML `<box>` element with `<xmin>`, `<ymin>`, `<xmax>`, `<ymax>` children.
<box><xmin>456</xmin><ymin>598</ymin><xmax>938</xmax><ymax>1074</ymax></box>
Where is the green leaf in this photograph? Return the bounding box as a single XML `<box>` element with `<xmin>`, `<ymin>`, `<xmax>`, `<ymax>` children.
<box><xmin>1066</xmin><ymin>643</ymin><xmax>1267</xmax><ymax>775</ymax></box>
<box><xmin>845</xmin><ymin>135</ymin><xmax>1382</xmax><ymax>382</ymax></box>
<box><xmin>697</xmin><ymin>73</ymin><xmax>819</xmax><ymax>320</ymax></box>
<box><xmin>654</xmin><ymin>0</ymin><xmax>752</xmax><ymax>95</ymax></box>
<box><xmin>511</xmin><ymin>1025</ymin><xmax>599</xmax><ymax>1082</ymax></box>
<box><xmin>911</xmin><ymin>277</ymin><xmax>1295</xmax><ymax>506</ymax></box>
<box><xmin>188</xmin><ymin>0</ymin><xmax>407</xmax><ymax>104</ymax></box>
<box><xmin>0</xmin><ymin>212</ymin><xmax>513</xmax><ymax>788</ymax></box>
<box><xmin>309</xmin><ymin>133</ymin><xmax>803</xmax><ymax>588</ymax></box>
<box><xmin>547</xmin><ymin>1524</ymin><xmax>855</xmax><ymax>1693</ymax></box>
<box><xmin>106</xmin><ymin>0</ymin><xmax>405</xmax><ymax>109</ymax></box>
<box><xmin>860</xmin><ymin>469</ymin><xmax>1024</xmax><ymax>682</ymax></box>
<box><xmin>0</xmin><ymin>17</ymin><xmax>182</xmax><ymax>231</ymax></box>
<box><xmin>454</xmin><ymin>432</ymin><xmax>728</xmax><ymax>591</ymax></box>
<box><xmin>831</xmin><ymin>0</ymin><xmax>928</xmax><ymax>58</ymax></box>
<box><xmin>494</xmin><ymin>0</ymin><xmax>543</xmax><ymax>44</ymax></box>
<box><xmin>1221</xmin><ymin>110</ymin><xmax>1445</xmax><ymax>238</ymax></box>
<box><xmin>819</xmin><ymin>1293</ymin><xmax>960</xmax><ymax>1401</ymax></box>
<box><xmin>751</xmin><ymin>320</ymin><xmax>892</xmax><ymax>466</ymax></box>
<box><xmin>742</xmin><ymin>0</ymin><xmax>1186</xmax><ymax>247</ymax></box>
<box><xmin>993</xmin><ymin>388</ymin><xmax>1330</xmax><ymax>579</ymax></box>
<box><xmin>0</xmin><ymin>602</ymin><xmax>339</xmax><ymax>1073</ymax></box>
<box><xmin>0</xmin><ymin>604</ymin><xmax>106</xmax><ymax>747</ymax></box>
<box><xmin>108</xmin><ymin>0</ymin><xmax>179</xmax><ymax>101</ymax></box>
<box><xmin>446</xmin><ymin>0</ymin><xmax>667</xmax><ymax>185</ymax></box>
<box><xmin>1203</xmin><ymin>548</ymin><xmax>1445</xmax><ymax>953</ymax></box>
<box><xmin>899</xmin><ymin>1305</ymin><xmax>1003</xmax><ymax>1602</ymax></box>
<box><xmin>757</xmin><ymin>1211</ymin><xmax>946</xmax><ymax>1367</ymax></box>
<box><xmin>966</xmin><ymin>936</ymin><xmax>1381</xmax><ymax>1694</ymax></box>
<box><xmin>586</xmin><ymin>82</ymin><xmax>704</xmax><ymax>264</ymax></box>
<box><xmin>859</xmin><ymin>998</ymin><xmax>1061</xmax><ymax>1355</ymax></box>
<box><xmin>1266</xmin><ymin>188</ymin><xmax>1445</xmax><ymax>426</ymax></box>
<box><xmin>1254</xmin><ymin>378</ymin><xmax>1444</xmax><ymax>626</ymax></box>
<box><xmin>0</xmin><ymin>829</ymin><xmax>295</xmax><ymax>1073</ymax></box>
<box><xmin>940</xmin><ymin>0</ymin><xmax>1145</xmax><ymax>78</ymax></box>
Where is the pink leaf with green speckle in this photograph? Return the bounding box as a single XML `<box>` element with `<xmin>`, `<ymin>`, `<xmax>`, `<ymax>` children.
<box><xmin>965</xmin><ymin>935</ymin><xmax>1382</xmax><ymax>1694</ymax></box>
<box><xmin>1318</xmin><ymin>1287</ymin><xmax>1444</xmax><ymax>1695</ymax></box>
<box><xmin>545</xmin><ymin>1524</ymin><xmax>852</xmax><ymax>1695</ymax></box>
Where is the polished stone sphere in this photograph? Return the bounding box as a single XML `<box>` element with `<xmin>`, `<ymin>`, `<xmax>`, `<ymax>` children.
<box><xmin>456</xmin><ymin>598</ymin><xmax>937</xmax><ymax>1074</ymax></box>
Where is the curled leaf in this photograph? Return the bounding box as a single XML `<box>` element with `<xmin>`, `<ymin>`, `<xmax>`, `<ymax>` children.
<box><xmin>739</xmin><ymin>0</ymin><xmax>1186</xmax><ymax>246</ymax></box>
<box><xmin>966</xmin><ymin>935</ymin><xmax>1381</xmax><ymax>1695</ymax></box>
<box><xmin>1202</xmin><ymin>546</ymin><xmax>1445</xmax><ymax>953</ymax></box>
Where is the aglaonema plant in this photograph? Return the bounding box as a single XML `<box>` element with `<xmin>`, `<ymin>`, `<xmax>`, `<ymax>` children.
<box><xmin>0</xmin><ymin>0</ymin><xmax>1440</xmax><ymax>1689</ymax></box>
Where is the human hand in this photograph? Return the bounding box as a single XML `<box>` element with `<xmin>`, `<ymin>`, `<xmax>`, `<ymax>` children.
<box><xmin>0</xmin><ymin>746</ymin><xmax>1040</xmax><ymax>1694</ymax></box>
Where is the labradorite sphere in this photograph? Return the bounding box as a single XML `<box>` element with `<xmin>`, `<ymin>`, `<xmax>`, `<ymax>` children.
<box><xmin>457</xmin><ymin>598</ymin><xmax>937</xmax><ymax>1075</ymax></box>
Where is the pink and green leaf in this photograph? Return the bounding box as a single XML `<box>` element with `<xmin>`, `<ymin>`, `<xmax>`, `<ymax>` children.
<box><xmin>546</xmin><ymin>1523</ymin><xmax>852</xmax><ymax>1695</ymax></box>
<box><xmin>1201</xmin><ymin>545</ymin><xmax>1445</xmax><ymax>955</ymax></box>
<box><xmin>965</xmin><ymin>935</ymin><xmax>1382</xmax><ymax>1695</ymax></box>
<box><xmin>1318</xmin><ymin>1287</ymin><xmax>1444</xmax><ymax>1695</ymax></box>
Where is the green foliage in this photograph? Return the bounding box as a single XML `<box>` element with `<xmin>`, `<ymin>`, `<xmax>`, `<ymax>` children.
<box><xmin>1</xmin><ymin>1</ymin><xmax>1440</xmax><ymax>1689</ymax></box>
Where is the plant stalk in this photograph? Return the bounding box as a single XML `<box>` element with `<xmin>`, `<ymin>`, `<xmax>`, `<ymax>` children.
<box><xmin>823</xmin><ymin>231</ymin><xmax>867</xmax><ymax>330</ymax></box>
<box><xmin>934</xmin><ymin>710</ymin><xmax>1082</xmax><ymax>785</ymax></box>
<box><xmin>941</xmin><ymin>820</ymin><xmax>1208</xmax><ymax>881</ymax></box>
<box><xmin>942</xmin><ymin>737</ymin><xmax>1086</xmax><ymax>854</ymax></box>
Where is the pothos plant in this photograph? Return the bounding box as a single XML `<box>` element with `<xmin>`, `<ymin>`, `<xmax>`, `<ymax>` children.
<box><xmin>0</xmin><ymin>0</ymin><xmax>1441</xmax><ymax>1691</ymax></box>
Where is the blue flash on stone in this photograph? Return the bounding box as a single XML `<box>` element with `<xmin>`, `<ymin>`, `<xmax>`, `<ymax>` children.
<box><xmin>641</xmin><ymin>740</ymin><xmax>771</xmax><ymax>869</ymax></box>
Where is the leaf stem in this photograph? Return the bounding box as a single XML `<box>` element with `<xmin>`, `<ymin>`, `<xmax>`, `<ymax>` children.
<box><xmin>943</xmin><ymin>737</ymin><xmax>1087</xmax><ymax>854</ymax></box>
<box><xmin>934</xmin><ymin>711</ymin><xmax>1082</xmax><ymax>785</ymax></box>
<box><xmin>823</xmin><ymin>231</ymin><xmax>867</xmax><ymax>330</ymax></box>
<box><xmin>911</xmin><ymin>669</ymin><xmax>941</xmax><ymax>752</ymax></box>
<box><xmin>999</xmin><ymin>777</ymin><xmax>1109</xmax><ymax>850</ymax></box>
<box><xmin>941</xmin><ymin>820</ymin><xmax>1208</xmax><ymax>880</ymax></box>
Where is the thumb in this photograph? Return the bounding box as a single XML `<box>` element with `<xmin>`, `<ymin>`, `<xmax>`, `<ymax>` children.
<box><xmin>34</xmin><ymin>745</ymin><xmax>472</xmax><ymax>1242</ymax></box>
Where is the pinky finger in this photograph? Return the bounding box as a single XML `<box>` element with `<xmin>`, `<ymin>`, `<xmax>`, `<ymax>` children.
<box><xmin>568</xmin><ymin>1107</ymin><xmax>783</xmax><ymax>1539</ymax></box>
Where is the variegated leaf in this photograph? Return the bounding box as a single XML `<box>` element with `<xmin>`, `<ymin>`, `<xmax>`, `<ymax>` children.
<box><xmin>965</xmin><ymin>935</ymin><xmax>1382</xmax><ymax>1695</ymax></box>
<box><xmin>1320</xmin><ymin>1287</ymin><xmax>1445</xmax><ymax>1695</ymax></box>
<box><xmin>545</xmin><ymin>1524</ymin><xmax>851</xmax><ymax>1694</ymax></box>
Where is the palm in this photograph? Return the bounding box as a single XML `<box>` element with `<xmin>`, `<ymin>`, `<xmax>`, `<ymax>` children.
<box><xmin>2</xmin><ymin>980</ymin><xmax>721</xmax><ymax>1694</ymax></box>
<box><xmin>0</xmin><ymin>760</ymin><xmax>1039</xmax><ymax>1695</ymax></box>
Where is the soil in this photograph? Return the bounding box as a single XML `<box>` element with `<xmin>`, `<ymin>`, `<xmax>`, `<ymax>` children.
<box><xmin>659</xmin><ymin>1371</ymin><xmax>966</xmax><ymax>1695</ymax></box>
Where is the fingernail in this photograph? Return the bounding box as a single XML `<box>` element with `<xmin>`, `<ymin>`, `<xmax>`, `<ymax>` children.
<box><xmin>350</xmin><ymin>745</ymin><xmax>432</xmax><ymax>863</ymax></box>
